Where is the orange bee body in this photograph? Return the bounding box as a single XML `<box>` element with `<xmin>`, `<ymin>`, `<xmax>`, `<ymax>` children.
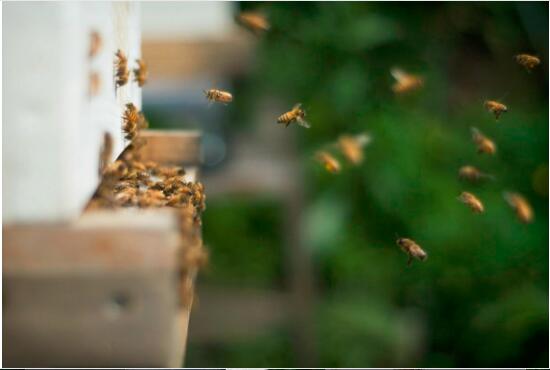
<box><xmin>122</xmin><ymin>103</ymin><xmax>140</xmax><ymax>141</ymax></box>
<box><xmin>133</xmin><ymin>59</ymin><xmax>148</xmax><ymax>87</ymax></box>
<box><xmin>205</xmin><ymin>89</ymin><xmax>233</xmax><ymax>104</ymax></box>
<box><xmin>338</xmin><ymin>133</ymin><xmax>371</xmax><ymax>165</ymax></box>
<box><xmin>503</xmin><ymin>192</ymin><xmax>534</xmax><ymax>224</ymax></box>
<box><xmin>458</xmin><ymin>165</ymin><xmax>494</xmax><ymax>182</ymax></box>
<box><xmin>484</xmin><ymin>100</ymin><xmax>508</xmax><ymax>120</ymax></box>
<box><xmin>458</xmin><ymin>191</ymin><xmax>484</xmax><ymax>213</ymax></box>
<box><xmin>236</xmin><ymin>11</ymin><xmax>270</xmax><ymax>34</ymax></box>
<box><xmin>515</xmin><ymin>54</ymin><xmax>540</xmax><ymax>71</ymax></box>
<box><xmin>89</xmin><ymin>31</ymin><xmax>102</xmax><ymax>58</ymax></box>
<box><xmin>315</xmin><ymin>151</ymin><xmax>341</xmax><ymax>174</ymax></box>
<box><xmin>391</xmin><ymin>68</ymin><xmax>423</xmax><ymax>94</ymax></box>
<box><xmin>277</xmin><ymin>103</ymin><xmax>310</xmax><ymax>128</ymax></box>
<box><xmin>471</xmin><ymin>127</ymin><xmax>496</xmax><ymax>155</ymax></box>
<box><xmin>396</xmin><ymin>237</ymin><xmax>427</xmax><ymax>266</ymax></box>
<box><xmin>115</xmin><ymin>49</ymin><xmax>129</xmax><ymax>87</ymax></box>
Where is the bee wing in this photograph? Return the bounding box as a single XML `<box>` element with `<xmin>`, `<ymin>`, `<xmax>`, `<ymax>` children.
<box><xmin>470</xmin><ymin>127</ymin><xmax>481</xmax><ymax>137</ymax></box>
<box><xmin>354</xmin><ymin>133</ymin><xmax>372</xmax><ymax>147</ymax></box>
<box><xmin>502</xmin><ymin>191</ymin><xmax>516</xmax><ymax>207</ymax></box>
<box><xmin>296</xmin><ymin>117</ymin><xmax>311</xmax><ymax>128</ymax></box>
<box><xmin>292</xmin><ymin>102</ymin><xmax>302</xmax><ymax>110</ymax></box>
<box><xmin>390</xmin><ymin>67</ymin><xmax>406</xmax><ymax>81</ymax></box>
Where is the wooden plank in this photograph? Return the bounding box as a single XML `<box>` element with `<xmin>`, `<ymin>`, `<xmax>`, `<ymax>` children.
<box><xmin>140</xmin><ymin>130</ymin><xmax>202</xmax><ymax>166</ymax></box>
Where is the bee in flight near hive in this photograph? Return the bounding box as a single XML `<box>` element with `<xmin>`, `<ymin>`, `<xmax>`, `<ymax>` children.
<box><xmin>277</xmin><ymin>103</ymin><xmax>310</xmax><ymax>128</ymax></box>
<box><xmin>204</xmin><ymin>89</ymin><xmax>233</xmax><ymax>105</ymax></box>
<box><xmin>458</xmin><ymin>165</ymin><xmax>494</xmax><ymax>182</ymax></box>
<box><xmin>391</xmin><ymin>68</ymin><xmax>423</xmax><ymax>94</ymax></box>
<box><xmin>471</xmin><ymin>127</ymin><xmax>496</xmax><ymax>155</ymax></box>
<box><xmin>396</xmin><ymin>237</ymin><xmax>427</xmax><ymax>266</ymax></box>
<box><xmin>503</xmin><ymin>191</ymin><xmax>534</xmax><ymax>224</ymax></box>
<box><xmin>315</xmin><ymin>150</ymin><xmax>341</xmax><ymax>174</ymax></box>
<box><xmin>133</xmin><ymin>59</ymin><xmax>148</xmax><ymax>87</ymax></box>
<box><xmin>515</xmin><ymin>54</ymin><xmax>540</xmax><ymax>72</ymax></box>
<box><xmin>458</xmin><ymin>191</ymin><xmax>484</xmax><ymax>213</ymax></box>
<box><xmin>236</xmin><ymin>11</ymin><xmax>270</xmax><ymax>35</ymax></box>
<box><xmin>337</xmin><ymin>133</ymin><xmax>372</xmax><ymax>165</ymax></box>
<box><xmin>89</xmin><ymin>31</ymin><xmax>102</xmax><ymax>58</ymax></box>
<box><xmin>484</xmin><ymin>100</ymin><xmax>508</xmax><ymax>120</ymax></box>
<box><xmin>114</xmin><ymin>49</ymin><xmax>129</xmax><ymax>87</ymax></box>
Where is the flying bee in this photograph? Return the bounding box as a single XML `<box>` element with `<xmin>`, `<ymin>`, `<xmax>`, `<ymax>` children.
<box><xmin>503</xmin><ymin>191</ymin><xmax>534</xmax><ymax>224</ymax></box>
<box><xmin>114</xmin><ymin>49</ymin><xmax>129</xmax><ymax>87</ymax></box>
<box><xmin>122</xmin><ymin>103</ymin><xmax>140</xmax><ymax>141</ymax></box>
<box><xmin>396</xmin><ymin>237</ymin><xmax>427</xmax><ymax>266</ymax></box>
<box><xmin>89</xmin><ymin>71</ymin><xmax>101</xmax><ymax>96</ymax></box>
<box><xmin>471</xmin><ymin>127</ymin><xmax>496</xmax><ymax>155</ymax></box>
<box><xmin>204</xmin><ymin>89</ymin><xmax>233</xmax><ymax>105</ymax></box>
<box><xmin>337</xmin><ymin>133</ymin><xmax>372</xmax><ymax>165</ymax></box>
<box><xmin>89</xmin><ymin>31</ymin><xmax>102</xmax><ymax>58</ymax></box>
<box><xmin>277</xmin><ymin>103</ymin><xmax>310</xmax><ymax>128</ymax></box>
<box><xmin>236</xmin><ymin>11</ymin><xmax>270</xmax><ymax>35</ymax></box>
<box><xmin>484</xmin><ymin>100</ymin><xmax>508</xmax><ymax>120</ymax></box>
<box><xmin>391</xmin><ymin>68</ymin><xmax>423</xmax><ymax>94</ymax></box>
<box><xmin>315</xmin><ymin>151</ymin><xmax>341</xmax><ymax>174</ymax></box>
<box><xmin>515</xmin><ymin>54</ymin><xmax>540</xmax><ymax>72</ymax></box>
<box><xmin>458</xmin><ymin>191</ymin><xmax>484</xmax><ymax>213</ymax></box>
<box><xmin>458</xmin><ymin>165</ymin><xmax>494</xmax><ymax>182</ymax></box>
<box><xmin>133</xmin><ymin>59</ymin><xmax>148</xmax><ymax>87</ymax></box>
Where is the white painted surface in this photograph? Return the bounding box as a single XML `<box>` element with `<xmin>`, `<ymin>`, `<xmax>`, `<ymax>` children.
<box><xmin>141</xmin><ymin>2</ymin><xmax>237</xmax><ymax>41</ymax></box>
<box><xmin>3</xmin><ymin>2</ymin><xmax>141</xmax><ymax>223</ymax></box>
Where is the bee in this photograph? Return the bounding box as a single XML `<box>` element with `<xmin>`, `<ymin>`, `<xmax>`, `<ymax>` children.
<box><xmin>122</xmin><ymin>103</ymin><xmax>140</xmax><ymax>141</ymax></box>
<box><xmin>396</xmin><ymin>237</ymin><xmax>427</xmax><ymax>266</ymax></box>
<box><xmin>138</xmin><ymin>111</ymin><xmax>149</xmax><ymax>129</ymax></box>
<box><xmin>471</xmin><ymin>127</ymin><xmax>496</xmax><ymax>155</ymax></box>
<box><xmin>503</xmin><ymin>191</ymin><xmax>534</xmax><ymax>224</ymax></box>
<box><xmin>154</xmin><ymin>166</ymin><xmax>185</xmax><ymax>178</ymax></box>
<box><xmin>236</xmin><ymin>11</ymin><xmax>270</xmax><ymax>35</ymax></box>
<box><xmin>277</xmin><ymin>103</ymin><xmax>310</xmax><ymax>128</ymax></box>
<box><xmin>204</xmin><ymin>89</ymin><xmax>233</xmax><ymax>105</ymax></box>
<box><xmin>458</xmin><ymin>191</ymin><xmax>484</xmax><ymax>213</ymax></box>
<box><xmin>515</xmin><ymin>54</ymin><xmax>540</xmax><ymax>72</ymax></box>
<box><xmin>315</xmin><ymin>151</ymin><xmax>341</xmax><ymax>174</ymax></box>
<box><xmin>484</xmin><ymin>100</ymin><xmax>508</xmax><ymax>120</ymax></box>
<box><xmin>458</xmin><ymin>165</ymin><xmax>494</xmax><ymax>182</ymax></box>
<box><xmin>391</xmin><ymin>68</ymin><xmax>423</xmax><ymax>94</ymax></box>
<box><xmin>337</xmin><ymin>133</ymin><xmax>372</xmax><ymax>165</ymax></box>
<box><xmin>103</xmin><ymin>160</ymin><xmax>128</xmax><ymax>179</ymax></box>
<box><xmin>89</xmin><ymin>31</ymin><xmax>102</xmax><ymax>58</ymax></box>
<box><xmin>138</xmin><ymin>189</ymin><xmax>166</xmax><ymax>208</ymax></box>
<box><xmin>98</xmin><ymin>132</ymin><xmax>113</xmax><ymax>176</ymax></box>
<box><xmin>89</xmin><ymin>71</ymin><xmax>101</xmax><ymax>97</ymax></box>
<box><xmin>114</xmin><ymin>186</ymin><xmax>138</xmax><ymax>206</ymax></box>
<box><xmin>133</xmin><ymin>59</ymin><xmax>148</xmax><ymax>87</ymax></box>
<box><xmin>115</xmin><ymin>49</ymin><xmax>129</xmax><ymax>87</ymax></box>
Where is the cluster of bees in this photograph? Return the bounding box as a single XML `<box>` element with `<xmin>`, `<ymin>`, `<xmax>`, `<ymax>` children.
<box><xmin>228</xmin><ymin>11</ymin><xmax>542</xmax><ymax>267</ymax></box>
<box><xmin>86</xmin><ymin>37</ymin><xmax>207</xmax><ymax>306</ymax></box>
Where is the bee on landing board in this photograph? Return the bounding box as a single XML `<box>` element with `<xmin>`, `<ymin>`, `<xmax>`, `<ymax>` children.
<box><xmin>133</xmin><ymin>59</ymin><xmax>148</xmax><ymax>87</ymax></box>
<box><xmin>515</xmin><ymin>54</ymin><xmax>540</xmax><ymax>72</ymax></box>
<box><xmin>315</xmin><ymin>151</ymin><xmax>341</xmax><ymax>174</ymax></box>
<box><xmin>204</xmin><ymin>89</ymin><xmax>233</xmax><ymax>105</ymax></box>
<box><xmin>277</xmin><ymin>103</ymin><xmax>310</xmax><ymax>128</ymax></box>
<box><xmin>114</xmin><ymin>49</ymin><xmax>129</xmax><ymax>88</ymax></box>
<box><xmin>391</xmin><ymin>68</ymin><xmax>423</xmax><ymax>94</ymax></box>
<box><xmin>471</xmin><ymin>127</ymin><xmax>496</xmax><ymax>155</ymax></box>
<box><xmin>458</xmin><ymin>165</ymin><xmax>494</xmax><ymax>182</ymax></box>
<box><xmin>337</xmin><ymin>133</ymin><xmax>372</xmax><ymax>165</ymax></box>
<box><xmin>458</xmin><ymin>191</ymin><xmax>485</xmax><ymax>213</ymax></box>
<box><xmin>484</xmin><ymin>100</ymin><xmax>508</xmax><ymax>120</ymax></box>
<box><xmin>236</xmin><ymin>11</ymin><xmax>270</xmax><ymax>35</ymax></box>
<box><xmin>503</xmin><ymin>191</ymin><xmax>534</xmax><ymax>224</ymax></box>
<box><xmin>396</xmin><ymin>237</ymin><xmax>427</xmax><ymax>266</ymax></box>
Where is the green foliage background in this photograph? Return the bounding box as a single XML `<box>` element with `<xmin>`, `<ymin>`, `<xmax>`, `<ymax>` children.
<box><xmin>185</xmin><ymin>2</ymin><xmax>548</xmax><ymax>368</ymax></box>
